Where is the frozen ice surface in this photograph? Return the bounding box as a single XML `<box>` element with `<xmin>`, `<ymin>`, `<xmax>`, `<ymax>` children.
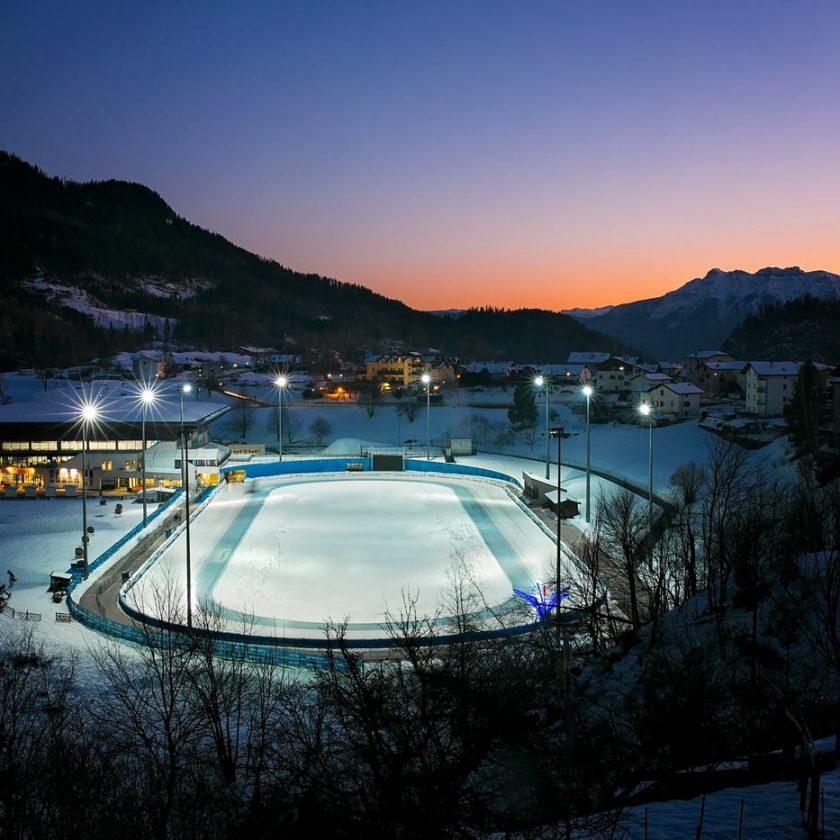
<box><xmin>133</xmin><ymin>474</ymin><xmax>559</xmax><ymax>638</ymax></box>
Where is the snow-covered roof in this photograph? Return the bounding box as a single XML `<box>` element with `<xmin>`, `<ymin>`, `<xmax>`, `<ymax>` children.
<box><xmin>238</xmin><ymin>345</ymin><xmax>279</xmax><ymax>355</ymax></box>
<box><xmin>567</xmin><ymin>351</ymin><xmax>610</xmax><ymax>365</ymax></box>
<box><xmin>545</xmin><ymin>490</ymin><xmax>578</xmax><ymax>505</ymax></box>
<box><xmin>632</xmin><ymin>372</ymin><xmax>672</xmax><ymax>382</ymax></box>
<box><xmin>703</xmin><ymin>360</ymin><xmax>746</xmax><ymax>371</ymax></box>
<box><xmin>685</xmin><ymin>350</ymin><xmax>730</xmax><ymax>360</ymax></box>
<box><xmin>746</xmin><ymin>361</ymin><xmax>800</xmax><ymax>377</ymax></box>
<box><xmin>0</xmin><ymin>382</ymin><xmax>230</xmax><ymax>426</ymax></box>
<box><xmin>536</xmin><ymin>363</ymin><xmax>586</xmax><ymax>377</ymax></box>
<box><xmin>464</xmin><ymin>361</ymin><xmax>512</xmax><ymax>374</ymax></box>
<box><xmin>659</xmin><ymin>382</ymin><xmax>704</xmax><ymax>395</ymax></box>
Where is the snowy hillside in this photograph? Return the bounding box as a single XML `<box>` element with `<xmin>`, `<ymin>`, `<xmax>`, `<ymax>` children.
<box><xmin>23</xmin><ymin>276</ymin><xmax>178</xmax><ymax>334</ymax></box>
<box><xmin>564</xmin><ymin>267</ymin><xmax>840</xmax><ymax>358</ymax></box>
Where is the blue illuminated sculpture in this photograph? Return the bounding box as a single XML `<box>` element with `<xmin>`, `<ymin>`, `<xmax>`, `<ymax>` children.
<box><xmin>513</xmin><ymin>583</ymin><xmax>570</xmax><ymax>622</ymax></box>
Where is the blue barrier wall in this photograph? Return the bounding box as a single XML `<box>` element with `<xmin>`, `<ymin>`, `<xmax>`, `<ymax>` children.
<box><xmin>220</xmin><ymin>456</ymin><xmax>520</xmax><ymax>487</ymax></box>
<box><xmin>221</xmin><ymin>457</ymin><xmax>369</xmax><ymax>479</ymax></box>
<box><xmin>403</xmin><ymin>459</ymin><xmax>520</xmax><ymax>488</ymax></box>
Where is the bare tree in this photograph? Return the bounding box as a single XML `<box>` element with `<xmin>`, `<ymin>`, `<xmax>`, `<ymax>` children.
<box><xmin>396</xmin><ymin>394</ymin><xmax>419</xmax><ymax>424</ymax></box>
<box><xmin>309</xmin><ymin>416</ymin><xmax>332</xmax><ymax>446</ymax></box>
<box><xmin>35</xmin><ymin>367</ymin><xmax>55</xmax><ymax>391</ymax></box>
<box><xmin>669</xmin><ymin>462</ymin><xmax>704</xmax><ymax>598</ymax></box>
<box><xmin>599</xmin><ymin>487</ymin><xmax>646</xmax><ymax>628</ymax></box>
<box><xmin>229</xmin><ymin>402</ymin><xmax>255</xmax><ymax>441</ymax></box>
<box><xmin>93</xmin><ymin>580</ymin><xmax>199</xmax><ymax>840</ymax></box>
<box><xmin>358</xmin><ymin>380</ymin><xmax>382</xmax><ymax>418</ymax></box>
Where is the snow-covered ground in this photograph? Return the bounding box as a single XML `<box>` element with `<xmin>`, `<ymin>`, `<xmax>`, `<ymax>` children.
<box><xmin>129</xmin><ymin>473</ymin><xmax>567</xmax><ymax>639</ymax></box>
<box><xmin>614</xmin><ymin>739</ymin><xmax>839</xmax><ymax>839</ymax></box>
<box><xmin>214</xmin><ymin>399</ymin><xmax>795</xmax><ymax>493</ymax></box>
<box><xmin>0</xmin><ymin>495</ymin><xmax>145</xmax><ymax>659</ymax></box>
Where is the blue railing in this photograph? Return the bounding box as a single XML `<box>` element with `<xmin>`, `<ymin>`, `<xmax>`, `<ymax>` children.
<box><xmin>65</xmin><ymin>490</ymin><xmax>184</xmax><ymax>590</ymax></box>
<box><xmin>67</xmin><ymin>594</ymin><xmax>337</xmax><ymax>669</ymax></box>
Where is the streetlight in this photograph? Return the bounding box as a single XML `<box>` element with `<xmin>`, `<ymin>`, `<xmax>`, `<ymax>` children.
<box><xmin>421</xmin><ymin>372</ymin><xmax>432</xmax><ymax>460</ymax></box>
<box><xmin>535</xmin><ymin>375</ymin><xmax>550</xmax><ymax>480</ymax></box>
<box><xmin>639</xmin><ymin>402</ymin><xmax>654</xmax><ymax>527</ymax></box>
<box><xmin>548</xmin><ymin>424</ymin><xmax>566</xmax><ymax>644</ymax></box>
<box><xmin>180</xmin><ymin>383</ymin><xmax>193</xmax><ymax>628</ymax></box>
<box><xmin>139</xmin><ymin>386</ymin><xmax>157</xmax><ymax>527</ymax></box>
<box><xmin>582</xmin><ymin>384</ymin><xmax>593</xmax><ymax>522</ymax></box>
<box><xmin>78</xmin><ymin>402</ymin><xmax>99</xmax><ymax>579</ymax></box>
<box><xmin>275</xmin><ymin>375</ymin><xmax>288</xmax><ymax>461</ymax></box>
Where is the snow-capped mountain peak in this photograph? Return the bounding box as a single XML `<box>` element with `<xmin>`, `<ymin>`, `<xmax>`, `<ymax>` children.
<box><xmin>563</xmin><ymin>266</ymin><xmax>840</xmax><ymax>358</ymax></box>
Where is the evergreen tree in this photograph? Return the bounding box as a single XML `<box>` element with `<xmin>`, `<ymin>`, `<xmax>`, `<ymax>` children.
<box><xmin>785</xmin><ymin>360</ymin><xmax>824</xmax><ymax>456</ymax></box>
<box><xmin>507</xmin><ymin>381</ymin><xmax>538</xmax><ymax>432</ymax></box>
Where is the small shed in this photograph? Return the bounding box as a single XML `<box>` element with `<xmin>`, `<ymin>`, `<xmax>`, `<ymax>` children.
<box><xmin>49</xmin><ymin>571</ymin><xmax>72</xmax><ymax>593</ymax></box>
<box><xmin>449</xmin><ymin>438</ymin><xmax>474</xmax><ymax>456</ymax></box>
<box><xmin>545</xmin><ymin>490</ymin><xmax>580</xmax><ymax>520</ymax></box>
<box><xmin>523</xmin><ymin>471</ymin><xmax>565</xmax><ymax>504</ymax></box>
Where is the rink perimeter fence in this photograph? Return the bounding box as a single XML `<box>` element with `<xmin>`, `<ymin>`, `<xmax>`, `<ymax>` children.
<box><xmin>60</xmin><ymin>454</ymin><xmax>624</xmax><ymax>667</ymax></box>
<box><xmin>219</xmin><ymin>455</ymin><xmax>522</xmax><ymax>489</ymax></box>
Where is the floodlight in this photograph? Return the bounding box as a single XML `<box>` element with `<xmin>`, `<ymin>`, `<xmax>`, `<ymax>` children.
<box><xmin>80</xmin><ymin>403</ymin><xmax>99</xmax><ymax>423</ymax></box>
<box><xmin>639</xmin><ymin>403</ymin><xmax>651</xmax><ymax>416</ymax></box>
<box><xmin>582</xmin><ymin>384</ymin><xmax>593</xmax><ymax>397</ymax></box>
<box><xmin>534</xmin><ymin>375</ymin><xmax>545</xmax><ymax>387</ymax></box>
<box><xmin>276</xmin><ymin>375</ymin><xmax>288</xmax><ymax>388</ymax></box>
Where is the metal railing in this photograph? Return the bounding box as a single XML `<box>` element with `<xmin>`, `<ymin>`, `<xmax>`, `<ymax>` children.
<box><xmin>475</xmin><ymin>447</ymin><xmax>676</xmax><ymax>511</ymax></box>
<box><xmin>65</xmin><ymin>490</ymin><xmax>184</xmax><ymax>589</ymax></box>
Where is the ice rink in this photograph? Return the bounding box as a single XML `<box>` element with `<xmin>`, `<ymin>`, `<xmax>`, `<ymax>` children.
<box><xmin>131</xmin><ymin>473</ymin><xmax>558</xmax><ymax>639</ymax></box>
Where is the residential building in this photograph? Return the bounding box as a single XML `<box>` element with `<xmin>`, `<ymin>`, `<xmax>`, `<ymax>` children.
<box><xmin>682</xmin><ymin>350</ymin><xmax>734</xmax><ymax>385</ymax></box>
<box><xmin>639</xmin><ymin>382</ymin><xmax>704</xmax><ymax>419</ymax></box>
<box><xmin>463</xmin><ymin>361</ymin><xmax>514</xmax><ymax>382</ymax></box>
<box><xmin>698</xmin><ymin>360</ymin><xmax>746</xmax><ymax>396</ymax></box>
<box><xmin>566</xmin><ymin>352</ymin><xmax>631</xmax><ymax>393</ymax></box>
<box><xmin>629</xmin><ymin>371</ymin><xmax>673</xmax><ymax>394</ymax></box>
<box><xmin>132</xmin><ymin>352</ymin><xmax>165</xmax><ymax>382</ymax></box>
<box><xmin>364</xmin><ymin>353</ymin><xmax>457</xmax><ymax>387</ymax></box>
<box><xmin>364</xmin><ymin>353</ymin><xmax>424</xmax><ymax>386</ymax></box>
<box><xmin>744</xmin><ymin>361</ymin><xmax>800</xmax><ymax>416</ymax></box>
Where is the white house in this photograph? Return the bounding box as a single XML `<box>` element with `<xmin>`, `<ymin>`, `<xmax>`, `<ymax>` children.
<box><xmin>744</xmin><ymin>361</ymin><xmax>800</xmax><ymax>416</ymax></box>
<box><xmin>639</xmin><ymin>382</ymin><xmax>704</xmax><ymax>419</ymax></box>
<box><xmin>630</xmin><ymin>371</ymin><xmax>673</xmax><ymax>394</ymax></box>
<box><xmin>683</xmin><ymin>350</ymin><xmax>734</xmax><ymax>385</ymax></box>
<box><xmin>567</xmin><ymin>352</ymin><xmax>632</xmax><ymax>393</ymax></box>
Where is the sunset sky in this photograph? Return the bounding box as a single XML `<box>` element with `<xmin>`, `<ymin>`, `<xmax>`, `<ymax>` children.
<box><xmin>3</xmin><ymin>1</ymin><xmax>840</xmax><ymax>311</ymax></box>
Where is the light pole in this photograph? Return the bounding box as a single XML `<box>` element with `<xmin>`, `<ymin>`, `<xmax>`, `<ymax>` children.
<box><xmin>549</xmin><ymin>425</ymin><xmax>565</xmax><ymax>628</ymax></box>
<box><xmin>421</xmin><ymin>372</ymin><xmax>432</xmax><ymax>460</ymax></box>
<box><xmin>535</xmin><ymin>375</ymin><xmax>550</xmax><ymax>479</ymax></box>
<box><xmin>79</xmin><ymin>402</ymin><xmax>99</xmax><ymax>579</ymax></box>
<box><xmin>639</xmin><ymin>402</ymin><xmax>654</xmax><ymax>528</ymax></box>
<box><xmin>582</xmin><ymin>384</ymin><xmax>593</xmax><ymax>523</ymax></box>
<box><xmin>275</xmin><ymin>375</ymin><xmax>287</xmax><ymax>460</ymax></box>
<box><xmin>139</xmin><ymin>386</ymin><xmax>157</xmax><ymax>527</ymax></box>
<box><xmin>180</xmin><ymin>383</ymin><xmax>193</xmax><ymax>628</ymax></box>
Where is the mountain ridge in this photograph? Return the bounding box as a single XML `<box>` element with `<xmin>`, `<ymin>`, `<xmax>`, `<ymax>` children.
<box><xmin>0</xmin><ymin>151</ymin><xmax>637</xmax><ymax>369</ymax></box>
<box><xmin>563</xmin><ymin>266</ymin><xmax>840</xmax><ymax>358</ymax></box>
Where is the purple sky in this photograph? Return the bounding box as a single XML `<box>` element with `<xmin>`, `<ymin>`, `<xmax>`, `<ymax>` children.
<box><xmin>3</xmin><ymin>1</ymin><xmax>840</xmax><ymax>309</ymax></box>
